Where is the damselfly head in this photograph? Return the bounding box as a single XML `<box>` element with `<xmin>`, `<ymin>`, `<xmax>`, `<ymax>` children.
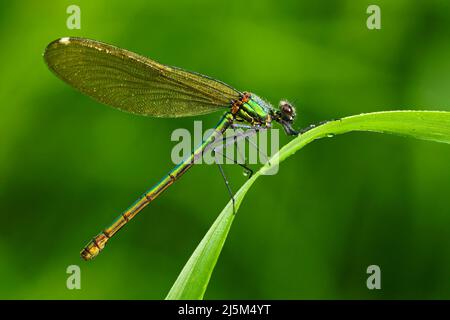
<box><xmin>279</xmin><ymin>100</ymin><xmax>296</xmax><ymax>122</ymax></box>
<box><xmin>274</xmin><ymin>100</ymin><xmax>298</xmax><ymax>135</ymax></box>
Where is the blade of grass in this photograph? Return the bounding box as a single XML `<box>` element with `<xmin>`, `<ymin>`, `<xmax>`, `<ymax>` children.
<box><xmin>166</xmin><ymin>110</ymin><xmax>450</xmax><ymax>300</ymax></box>
<box><xmin>165</xmin><ymin>173</ymin><xmax>258</xmax><ymax>300</ymax></box>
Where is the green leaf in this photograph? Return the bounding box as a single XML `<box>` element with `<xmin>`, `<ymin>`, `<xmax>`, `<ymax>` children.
<box><xmin>166</xmin><ymin>110</ymin><xmax>450</xmax><ymax>300</ymax></box>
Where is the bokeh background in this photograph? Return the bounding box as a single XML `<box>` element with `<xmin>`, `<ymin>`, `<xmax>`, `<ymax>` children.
<box><xmin>1</xmin><ymin>0</ymin><xmax>450</xmax><ymax>299</ymax></box>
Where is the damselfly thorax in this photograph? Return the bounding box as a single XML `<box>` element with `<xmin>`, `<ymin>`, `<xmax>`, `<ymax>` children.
<box><xmin>230</xmin><ymin>92</ymin><xmax>273</xmax><ymax>128</ymax></box>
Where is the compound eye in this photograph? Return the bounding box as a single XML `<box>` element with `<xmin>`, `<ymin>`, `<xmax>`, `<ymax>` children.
<box><xmin>281</xmin><ymin>103</ymin><xmax>293</xmax><ymax>116</ymax></box>
<box><xmin>279</xmin><ymin>101</ymin><xmax>295</xmax><ymax>121</ymax></box>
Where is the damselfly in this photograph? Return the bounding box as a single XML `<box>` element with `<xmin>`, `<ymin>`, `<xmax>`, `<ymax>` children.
<box><xmin>44</xmin><ymin>37</ymin><xmax>298</xmax><ymax>260</ymax></box>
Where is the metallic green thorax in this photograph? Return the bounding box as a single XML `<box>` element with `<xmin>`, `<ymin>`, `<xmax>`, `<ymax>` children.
<box><xmin>235</xmin><ymin>93</ymin><xmax>274</xmax><ymax>126</ymax></box>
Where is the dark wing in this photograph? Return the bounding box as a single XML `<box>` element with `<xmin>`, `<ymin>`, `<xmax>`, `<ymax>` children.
<box><xmin>43</xmin><ymin>37</ymin><xmax>241</xmax><ymax>117</ymax></box>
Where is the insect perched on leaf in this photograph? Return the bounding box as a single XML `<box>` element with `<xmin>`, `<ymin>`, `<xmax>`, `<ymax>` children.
<box><xmin>44</xmin><ymin>37</ymin><xmax>298</xmax><ymax>260</ymax></box>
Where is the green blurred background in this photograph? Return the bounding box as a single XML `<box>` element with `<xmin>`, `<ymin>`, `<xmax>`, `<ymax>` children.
<box><xmin>1</xmin><ymin>0</ymin><xmax>450</xmax><ymax>299</ymax></box>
